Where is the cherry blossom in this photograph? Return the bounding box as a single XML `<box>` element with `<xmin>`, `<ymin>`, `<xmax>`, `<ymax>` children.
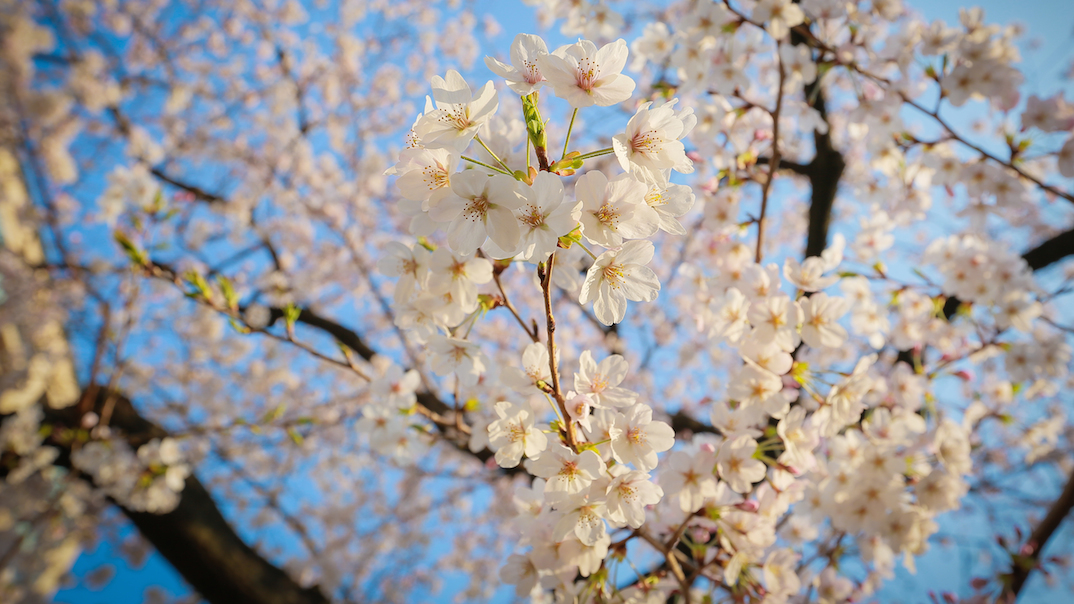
<box><xmin>579</xmin><ymin>240</ymin><xmax>661</xmax><ymax>326</ymax></box>
<box><xmin>415</xmin><ymin>70</ymin><xmax>499</xmax><ymax>150</ymax></box>
<box><xmin>537</xmin><ymin>39</ymin><xmax>635</xmax><ymax>107</ymax></box>
<box><xmin>609</xmin><ymin>403</ymin><xmax>675</xmax><ymax>471</ymax></box>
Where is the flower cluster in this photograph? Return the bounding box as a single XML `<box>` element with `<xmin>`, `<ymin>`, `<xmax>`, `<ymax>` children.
<box><xmin>387</xmin><ymin>33</ymin><xmax>696</xmax><ymax>327</ymax></box>
<box><xmin>71</xmin><ymin>437</ymin><xmax>190</xmax><ymax>514</ymax></box>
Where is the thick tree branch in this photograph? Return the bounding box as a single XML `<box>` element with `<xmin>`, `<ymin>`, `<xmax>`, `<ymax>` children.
<box><xmin>1022</xmin><ymin>227</ymin><xmax>1074</xmax><ymax>272</ymax></box>
<box><xmin>1001</xmin><ymin>467</ymin><xmax>1074</xmax><ymax>601</ymax></box>
<box><xmin>31</xmin><ymin>389</ymin><xmax>332</xmax><ymax>604</ymax></box>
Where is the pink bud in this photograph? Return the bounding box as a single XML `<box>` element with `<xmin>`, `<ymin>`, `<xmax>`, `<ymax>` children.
<box><xmin>700</xmin><ymin>443</ymin><xmax>716</xmax><ymax>454</ymax></box>
<box><xmin>686</xmin><ymin>150</ymin><xmax>703</xmax><ymax>163</ymax></box>
<box><xmin>82</xmin><ymin>412</ymin><xmax>100</xmax><ymax>429</ymax></box>
<box><xmin>689</xmin><ymin>527</ymin><xmax>710</xmax><ymax>543</ymax></box>
<box><xmin>736</xmin><ymin>500</ymin><xmax>759</xmax><ymax>513</ymax></box>
<box><xmin>954</xmin><ymin>370</ymin><xmax>974</xmax><ymax>382</ymax></box>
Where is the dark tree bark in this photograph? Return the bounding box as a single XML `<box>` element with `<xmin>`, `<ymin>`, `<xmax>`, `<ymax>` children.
<box><xmin>34</xmin><ymin>390</ymin><xmax>332</xmax><ymax>604</ymax></box>
<box><xmin>1000</xmin><ymin>469</ymin><xmax>1074</xmax><ymax>602</ymax></box>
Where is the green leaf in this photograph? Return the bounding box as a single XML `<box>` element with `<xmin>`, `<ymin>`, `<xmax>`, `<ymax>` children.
<box><xmin>228</xmin><ymin>318</ymin><xmax>250</xmax><ymax>334</ymax></box>
<box><xmin>283</xmin><ymin>303</ymin><xmax>301</xmax><ymax>329</ymax></box>
<box><xmin>184</xmin><ymin>270</ymin><xmax>214</xmax><ymax>303</ymax></box>
<box><xmin>416</xmin><ymin>236</ymin><xmax>437</xmax><ymax>252</ymax></box>
<box><xmin>216</xmin><ymin>275</ymin><xmax>238</xmax><ymax>310</ymax></box>
<box><xmin>287</xmin><ymin>427</ymin><xmax>304</xmax><ymax>445</ymax></box>
<box><xmin>113</xmin><ymin>231</ymin><xmax>148</xmax><ymax>267</ymax></box>
<box><xmin>261</xmin><ymin>404</ymin><xmax>286</xmax><ymax>424</ymax></box>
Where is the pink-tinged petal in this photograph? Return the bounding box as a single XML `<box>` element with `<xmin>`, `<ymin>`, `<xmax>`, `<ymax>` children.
<box><xmin>594</xmin><ymin>39</ymin><xmax>629</xmax><ymax>77</ymax></box>
<box><xmin>575</xmin><ymin>170</ymin><xmax>610</xmax><ymax>208</ymax></box>
<box><xmin>428</xmin><ymin>195</ymin><xmax>464</xmax><ymax>222</ymax></box>
<box><xmin>552</xmin><ymin>512</ymin><xmax>579</xmax><ymax>542</ymax></box>
<box><xmin>601</xmin><ymin>355</ymin><xmax>629</xmax><ymax>384</ymax></box>
<box><xmin>451</xmin><ymin>170</ymin><xmax>489</xmax><ymax>199</ymax></box>
<box><xmin>615</xmin><ymin>240</ymin><xmax>655</xmax><ymax>266</ymax></box>
<box><xmin>431</xmin><ymin>69</ymin><xmax>472</xmax><ymax>106</ymax></box>
<box><xmin>616</xmin><ymin>203</ymin><xmax>661</xmax><ymax>240</ymax></box>
<box><xmin>619</xmin><ymin>265</ymin><xmax>660</xmax><ymax>302</ymax></box>
<box><xmin>579</xmin><ymin>264</ymin><xmax>600</xmax><ymax>305</ymax></box>
<box><xmin>594</xmin><ymin>282</ymin><xmax>627</xmax><ymax>325</ymax></box>
<box><xmin>469</xmin><ymin>81</ymin><xmax>499</xmax><ymax>122</ymax></box>
<box><xmin>591</xmin><ymin>74</ymin><xmax>635</xmax><ymax>106</ymax></box>
<box><xmin>448</xmin><ymin>213</ymin><xmax>488</xmax><ymax>256</ymax></box>
<box><xmin>645</xmin><ymin>421</ymin><xmax>675</xmax><ymax>452</ymax></box>
<box><xmin>486</xmin><ymin>205</ymin><xmax>521</xmax><ymax>253</ymax></box>
<box><xmin>535</xmin><ymin>54</ymin><xmax>575</xmax><ymax>88</ymax></box>
<box><xmin>487</xmin><ymin>173</ymin><xmax>522</xmax><ymax>209</ymax></box>
<box><xmin>484</xmin><ymin>56</ymin><xmax>515</xmax><ymax>80</ymax></box>
<box><xmin>612</xmin><ymin>134</ymin><xmax>633</xmax><ymax>173</ymax></box>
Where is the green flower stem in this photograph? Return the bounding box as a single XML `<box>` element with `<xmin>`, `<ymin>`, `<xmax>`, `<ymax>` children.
<box><xmin>461</xmin><ymin>155</ymin><xmax>512</xmax><ymax>175</ymax></box>
<box><xmin>562</xmin><ymin>107</ymin><xmax>578</xmax><ymax>160</ymax></box>
<box><xmin>475</xmin><ymin>135</ymin><xmax>513</xmax><ymax>174</ymax></box>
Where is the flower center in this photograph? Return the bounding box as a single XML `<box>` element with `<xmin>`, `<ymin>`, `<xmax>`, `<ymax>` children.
<box><xmin>520</xmin><ymin>203</ymin><xmax>544</xmax><ymax>228</ymax></box>
<box><xmin>575</xmin><ymin>58</ymin><xmax>599</xmax><ymax>93</ymax></box>
<box><xmin>463</xmin><ymin>195</ymin><xmax>489</xmax><ymax>222</ymax></box>
<box><xmin>594</xmin><ymin>201</ymin><xmax>620</xmax><ymax>227</ymax></box>
<box><xmin>601</xmin><ymin>264</ymin><xmax>625</xmax><ymax>289</ymax></box>
<box><xmin>509</xmin><ymin>422</ymin><xmax>527</xmax><ymax>443</ymax></box>
<box><xmin>630</xmin><ymin>130</ymin><xmax>659</xmax><ymax>155</ymax></box>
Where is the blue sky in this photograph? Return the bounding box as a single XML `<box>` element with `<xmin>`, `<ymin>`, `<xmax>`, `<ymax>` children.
<box><xmin>51</xmin><ymin>1</ymin><xmax>1074</xmax><ymax>603</ymax></box>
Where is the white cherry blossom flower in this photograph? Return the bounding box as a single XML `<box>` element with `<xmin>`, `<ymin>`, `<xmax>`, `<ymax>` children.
<box><xmin>530</xmin><ymin>444</ymin><xmax>605</xmax><ymax>507</ymax></box>
<box><xmin>613</xmin><ymin>99</ymin><xmax>695</xmax><ymax>185</ymax></box>
<box><xmin>800</xmin><ymin>293</ymin><xmax>850</xmax><ymax>349</ymax></box>
<box><xmin>747</xmin><ymin>294</ymin><xmax>803</xmax><ymax>352</ymax></box>
<box><xmin>739</xmin><ymin>335</ymin><xmax>793</xmax><ymax>376</ymax></box>
<box><xmin>579</xmin><ymin>240</ymin><xmax>660</xmax><ymax>326</ymax></box>
<box><xmin>576</xmin><ymin>170</ymin><xmax>658</xmax><ymax>247</ymax></box>
<box><xmin>377</xmin><ymin>241</ymin><xmax>431</xmax><ymax>302</ymax></box>
<box><xmin>499</xmin><ymin>553</ymin><xmax>540</xmax><ymax>596</ymax></box>
<box><xmin>708</xmin><ymin>287</ymin><xmax>751</xmax><ymax>344</ymax></box>
<box><xmin>502</xmin><ymin>341</ymin><xmax>552</xmax><ymax>395</ymax></box>
<box><xmin>605</xmin><ymin>470</ymin><xmax>663</xmax><ymax>528</ymax></box>
<box><xmin>717</xmin><ymin>435</ymin><xmax>767</xmax><ymax>493</ymax></box>
<box><xmin>661</xmin><ymin>449</ymin><xmax>719</xmax><ymax>513</ymax></box>
<box><xmin>728</xmin><ymin>362</ymin><xmax>790</xmax><ymax>421</ymax></box>
<box><xmin>513</xmin><ymin>172</ymin><xmax>580</xmax><ymax>263</ymax></box>
<box><xmin>643</xmin><ymin>181</ymin><xmax>695</xmax><ymax>235</ymax></box>
<box><xmin>763</xmin><ymin>549</ymin><xmax>802</xmax><ymax>599</ymax></box>
<box><xmin>553</xmin><ymin>495</ymin><xmax>608</xmax><ymax>545</ymax></box>
<box><xmin>610</xmin><ymin>403</ymin><xmax>675</xmax><ymax>471</ymax></box>
<box><xmin>393</xmin><ymin>147</ymin><xmax>458</xmax><ymax>211</ymax></box>
<box><xmin>414</xmin><ymin>70</ymin><xmax>498</xmax><ymax>151</ymax></box>
<box><xmin>782</xmin><ymin>234</ymin><xmax>844</xmax><ymax>292</ymax></box>
<box><xmin>369</xmin><ymin>362</ymin><xmax>422</xmax><ymax>409</ymax></box>
<box><xmin>484</xmin><ymin>33</ymin><xmax>548</xmax><ymax>96</ymax></box>
<box><xmin>488</xmin><ymin>401</ymin><xmax>548</xmax><ymax>468</ymax></box>
<box><xmin>429</xmin><ymin>171</ymin><xmax>522</xmax><ymax>256</ymax></box>
<box><xmin>752</xmin><ymin>0</ymin><xmax>805</xmax><ymax>40</ymax></box>
<box><xmin>777</xmin><ymin>407</ymin><xmax>818</xmax><ymax>471</ymax></box>
<box><xmin>427</xmin><ymin>247</ymin><xmax>492</xmax><ymax>313</ymax></box>
<box><xmin>537</xmin><ymin>39</ymin><xmax>635</xmax><ymax>108</ymax></box>
<box><xmin>711</xmin><ymin>400</ymin><xmax>763</xmax><ymax>438</ymax></box>
<box><xmin>573</xmin><ymin>350</ymin><xmax>637</xmax><ymax>408</ymax></box>
<box><xmin>427</xmin><ymin>335</ymin><xmax>489</xmax><ymax>387</ymax></box>
<box><xmin>563</xmin><ymin>391</ymin><xmax>595</xmax><ymax>432</ymax></box>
